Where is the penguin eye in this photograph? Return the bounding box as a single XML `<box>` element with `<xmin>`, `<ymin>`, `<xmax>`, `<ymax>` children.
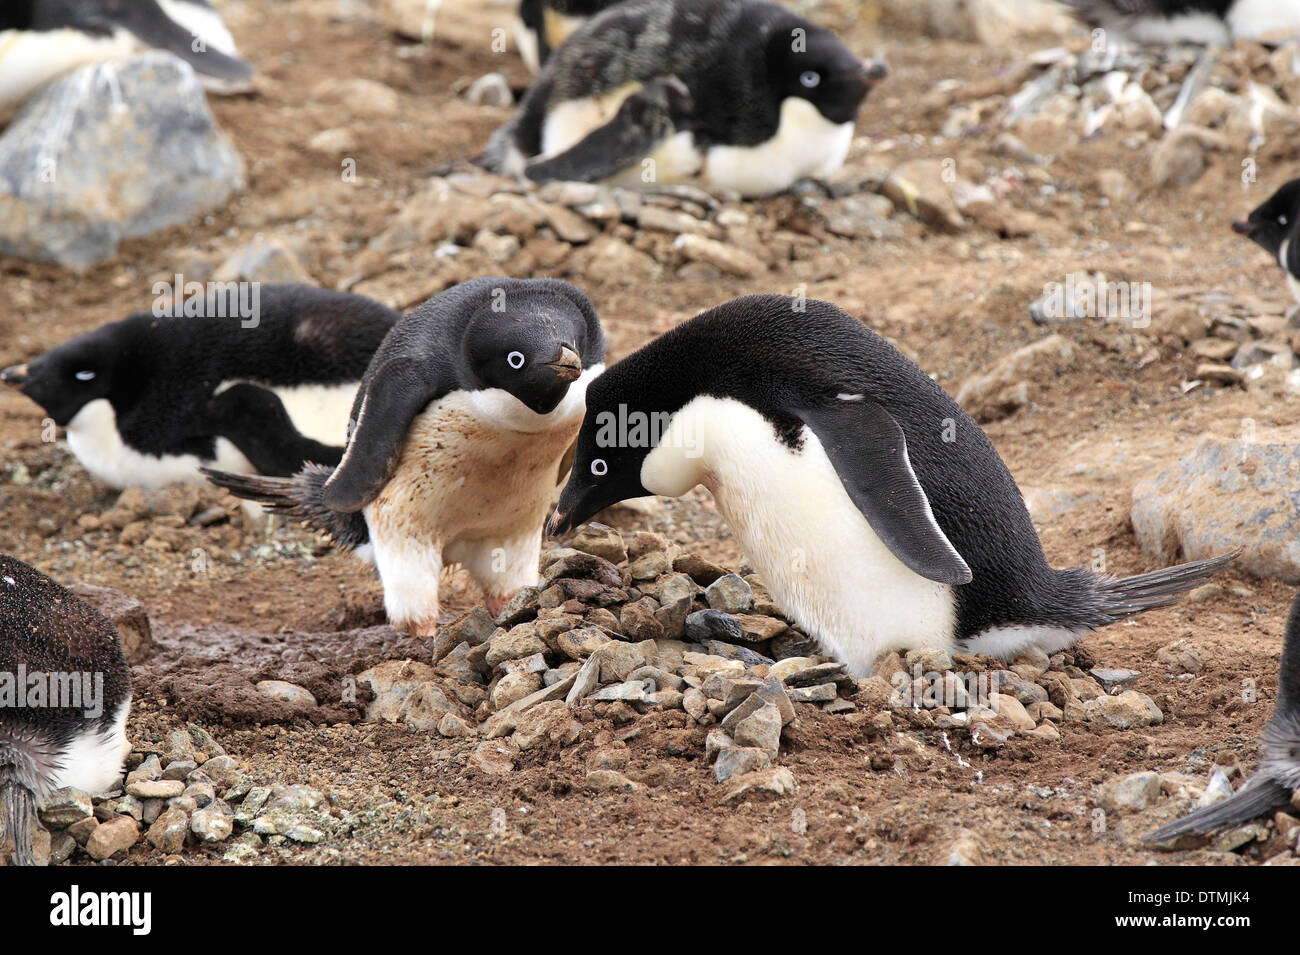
<box><xmin>74</xmin><ymin>370</ymin><xmax>95</xmax><ymax>382</ymax></box>
<box><xmin>800</xmin><ymin>70</ymin><xmax>821</xmax><ymax>89</ymax></box>
<box><xmin>1280</xmin><ymin>215</ymin><xmax>1289</xmax><ymax>226</ymax></box>
<box><xmin>507</xmin><ymin>351</ymin><xmax>526</xmax><ymax>370</ymax></box>
<box><xmin>590</xmin><ymin>458</ymin><xmax>608</xmax><ymax>477</ymax></box>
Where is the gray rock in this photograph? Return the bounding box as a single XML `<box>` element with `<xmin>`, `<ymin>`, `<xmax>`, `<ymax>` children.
<box><xmin>685</xmin><ymin>609</ymin><xmax>743</xmax><ymax>643</ymax></box>
<box><xmin>463</xmin><ymin>72</ymin><xmax>512</xmax><ymax>107</ymax></box>
<box><xmin>705</xmin><ymin>574</ymin><xmax>753</xmax><ymax>613</ymax></box>
<box><xmin>732</xmin><ymin>703</ymin><xmax>783</xmax><ymax>756</ymax></box>
<box><xmin>38</xmin><ymin>788</ymin><xmax>93</xmax><ymax>829</ymax></box>
<box><xmin>146</xmin><ymin>808</ymin><xmax>189</xmax><ymax>853</ymax></box>
<box><xmin>1097</xmin><ymin>771</ymin><xmax>1163</xmax><ymax>811</ymax></box>
<box><xmin>255</xmin><ymin>680</ymin><xmax>318</xmax><ymax>707</ymax></box>
<box><xmin>1132</xmin><ymin>428</ymin><xmax>1300</xmax><ymax>583</ymax></box>
<box><xmin>713</xmin><ymin>746</ymin><xmax>772</xmax><ymax>782</ymax></box>
<box><xmin>1089</xmin><ymin>667</ymin><xmax>1140</xmax><ymax>690</ymax></box>
<box><xmin>0</xmin><ymin>53</ymin><xmax>244</xmax><ymax>267</ymax></box>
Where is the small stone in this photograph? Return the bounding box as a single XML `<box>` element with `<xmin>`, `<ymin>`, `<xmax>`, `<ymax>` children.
<box><xmin>619</xmin><ymin>601</ymin><xmax>664</xmax><ymax>641</ymax></box>
<box><xmin>255</xmin><ymin>680</ymin><xmax>317</xmax><ymax>707</ymax></box>
<box><xmin>568</xmin><ymin>523</ymin><xmax>627</xmax><ymax>563</ymax></box>
<box><xmin>38</xmin><ymin>788</ymin><xmax>93</xmax><ymax>829</ymax></box>
<box><xmin>596</xmin><ymin>641</ymin><xmax>647</xmax><ymax>683</ymax></box>
<box><xmin>713</xmin><ymin>747</ymin><xmax>772</xmax><ymax>782</ymax></box>
<box><xmin>85</xmin><ymin>816</ymin><xmax>138</xmax><ymax>860</ymax></box>
<box><xmin>495</xmin><ymin>586</ymin><xmax>541</xmax><ymax>626</ymax></box>
<box><xmin>463</xmin><ymin>71</ymin><xmax>512</xmax><ymax>107</ymax></box>
<box><xmin>1098</xmin><ymin>771</ymin><xmax>1163</xmax><ymax>811</ymax></box>
<box><xmin>1089</xmin><ymin>668</ymin><xmax>1140</xmax><ymax>689</ymax></box>
<box><xmin>944</xmin><ymin>829</ymin><xmax>986</xmax><ymax>866</ymax></box>
<box><xmin>469</xmin><ymin>740</ymin><xmax>519</xmax><ymax>776</ymax></box>
<box><xmin>67</xmin><ymin>816</ymin><xmax>99</xmax><ymax>845</ymax></box>
<box><xmin>1156</xmin><ymin>640</ymin><xmax>1203</xmax><ymax>674</ymax></box>
<box><xmin>685</xmin><ymin>609</ymin><xmax>743</xmax><ymax>643</ymax></box>
<box><xmin>162</xmin><ymin>759</ymin><xmax>198</xmax><ymax>781</ymax></box>
<box><xmin>585</xmin><ymin>770</ymin><xmax>643</xmax><ymax>792</ymax></box>
<box><xmin>672</xmin><ymin>553</ymin><xmax>731</xmax><ymax>586</ymax></box>
<box><xmin>146</xmin><ymin>808</ymin><xmax>189</xmax><ymax>853</ymax></box>
<box><xmin>512</xmin><ymin>700</ymin><xmax>582</xmax><ymax>750</ymax></box>
<box><xmin>734</xmin><ymin>614</ymin><xmax>789</xmax><ymax>642</ymax></box>
<box><xmin>720</xmin><ymin>767</ymin><xmax>797</xmax><ymax>802</ymax></box>
<box><xmin>788</xmin><ymin>682</ymin><xmax>838</xmax><ymax>703</ymax></box>
<box><xmin>1082</xmin><ymin>690</ymin><xmax>1164</xmax><ymax>729</ymax></box>
<box><xmin>682</xmin><ymin>687</ymin><xmax>708</xmax><ymax>720</ymax></box>
<box><xmin>731</xmin><ymin>703</ymin><xmax>783</xmax><ymax>756</ymax></box>
<box><xmin>588</xmin><ymin>680</ymin><xmax>648</xmax><ymax>702</ymax></box>
<box><xmin>557</xmin><ymin>626</ymin><xmax>611</xmax><ymax>660</ymax></box>
<box><xmin>127</xmin><ymin>779</ymin><xmax>185</xmax><ymax>800</ymax></box>
<box><xmin>705</xmin><ymin>574</ymin><xmax>753</xmax><ymax>613</ymax></box>
<box><xmin>437</xmin><ymin>713</ymin><xmax>476</xmax><ymax>738</ymax></box>
<box><xmin>673</xmin><ymin>233</ymin><xmax>767</xmax><ymax>277</ymax></box>
<box><xmin>491</xmin><ymin>671</ymin><xmax>544</xmax><ymax>708</ymax></box>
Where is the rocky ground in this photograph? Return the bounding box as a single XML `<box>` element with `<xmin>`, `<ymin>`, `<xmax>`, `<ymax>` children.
<box><xmin>3</xmin><ymin>0</ymin><xmax>1300</xmax><ymax>865</ymax></box>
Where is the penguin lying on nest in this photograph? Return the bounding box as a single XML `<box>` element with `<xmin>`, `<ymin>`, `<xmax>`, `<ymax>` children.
<box><xmin>1145</xmin><ymin>591</ymin><xmax>1300</xmax><ymax>844</ymax></box>
<box><xmin>0</xmin><ymin>554</ymin><xmax>132</xmax><ymax>866</ymax></box>
<box><xmin>550</xmin><ymin>294</ymin><xmax>1235</xmax><ymax>675</ymax></box>
<box><xmin>204</xmin><ymin>277</ymin><xmax>606</xmax><ymax>637</ymax></box>
<box><xmin>487</xmin><ymin>0</ymin><xmax>887</xmax><ymax>197</ymax></box>
<box><xmin>0</xmin><ymin>0</ymin><xmax>253</xmax><ymax>117</ymax></box>
<box><xmin>1</xmin><ymin>285</ymin><xmax>399</xmax><ymax>490</ymax></box>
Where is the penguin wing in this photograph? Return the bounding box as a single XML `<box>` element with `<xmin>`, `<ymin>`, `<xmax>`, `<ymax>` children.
<box><xmin>794</xmin><ymin>398</ymin><xmax>973</xmax><ymax>586</ymax></box>
<box><xmin>319</xmin><ymin>355</ymin><xmax>449</xmax><ymax>513</ymax></box>
<box><xmin>524</xmin><ymin>77</ymin><xmax>691</xmax><ymax>183</ymax></box>
<box><xmin>96</xmin><ymin>0</ymin><xmax>252</xmax><ymax>81</ymax></box>
<box><xmin>206</xmin><ymin>383</ymin><xmax>342</xmax><ymax>476</ymax></box>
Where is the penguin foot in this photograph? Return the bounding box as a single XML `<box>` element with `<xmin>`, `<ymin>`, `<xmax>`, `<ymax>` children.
<box><xmin>484</xmin><ymin>593</ymin><xmax>511</xmax><ymax>618</ymax></box>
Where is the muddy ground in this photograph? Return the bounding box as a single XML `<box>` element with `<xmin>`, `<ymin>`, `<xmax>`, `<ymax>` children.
<box><xmin>1</xmin><ymin>0</ymin><xmax>1297</xmax><ymax>865</ymax></box>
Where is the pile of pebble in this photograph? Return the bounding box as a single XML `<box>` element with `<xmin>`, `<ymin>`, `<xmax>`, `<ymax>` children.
<box><xmin>6</xmin><ymin>725</ymin><xmax>338</xmax><ymax>866</ymax></box>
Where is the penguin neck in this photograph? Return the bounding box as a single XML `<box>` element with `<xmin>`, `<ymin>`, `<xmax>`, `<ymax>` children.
<box><xmin>639</xmin><ymin>394</ymin><xmax>768</xmax><ymax>504</ymax></box>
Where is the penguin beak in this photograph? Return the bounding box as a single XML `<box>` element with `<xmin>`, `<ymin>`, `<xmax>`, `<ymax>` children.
<box><xmin>0</xmin><ymin>364</ymin><xmax>28</xmax><ymax>389</ymax></box>
<box><xmin>548</xmin><ymin>503</ymin><xmax>575</xmax><ymax>537</ymax></box>
<box><xmin>546</xmin><ymin>345</ymin><xmax>582</xmax><ymax>383</ymax></box>
<box><xmin>860</xmin><ymin>58</ymin><xmax>888</xmax><ymax>83</ymax></box>
<box><xmin>1231</xmin><ymin>216</ymin><xmax>1253</xmax><ymax>236</ymax></box>
<box><xmin>549</xmin><ymin>477</ymin><xmax>594</xmax><ymax>536</ymax></box>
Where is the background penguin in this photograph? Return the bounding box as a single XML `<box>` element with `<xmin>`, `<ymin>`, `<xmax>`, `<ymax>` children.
<box><xmin>486</xmin><ymin>0</ymin><xmax>888</xmax><ymax>198</ymax></box>
<box><xmin>1233</xmin><ymin>178</ymin><xmax>1300</xmax><ymax>305</ymax></box>
<box><xmin>514</xmin><ymin>0</ymin><xmax>615</xmax><ymax>72</ymax></box>
<box><xmin>1145</xmin><ymin>590</ymin><xmax>1300</xmax><ymax>843</ymax></box>
<box><xmin>550</xmin><ymin>294</ymin><xmax>1235</xmax><ymax>675</ymax></box>
<box><xmin>0</xmin><ymin>285</ymin><xmax>399</xmax><ymax>490</ymax></box>
<box><xmin>0</xmin><ymin>0</ymin><xmax>253</xmax><ymax>117</ymax></box>
<box><xmin>1063</xmin><ymin>0</ymin><xmax>1300</xmax><ymax>45</ymax></box>
<box><xmin>0</xmin><ymin>554</ymin><xmax>131</xmax><ymax>866</ymax></box>
<box><xmin>203</xmin><ymin>277</ymin><xmax>606</xmax><ymax>637</ymax></box>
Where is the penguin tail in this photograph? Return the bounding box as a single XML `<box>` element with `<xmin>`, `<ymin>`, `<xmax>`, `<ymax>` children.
<box><xmin>1143</xmin><ymin>777</ymin><xmax>1292</xmax><ymax>844</ymax></box>
<box><xmin>0</xmin><ymin>780</ymin><xmax>39</xmax><ymax>866</ymax></box>
<box><xmin>200</xmin><ymin>464</ymin><xmax>370</xmax><ymax>552</ymax></box>
<box><xmin>1088</xmin><ymin>550</ymin><xmax>1239</xmax><ymax>622</ymax></box>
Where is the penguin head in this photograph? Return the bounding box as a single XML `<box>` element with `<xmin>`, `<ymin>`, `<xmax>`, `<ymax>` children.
<box><xmin>464</xmin><ymin>284</ymin><xmax>598</xmax><ymax>416</ymax></box>
<box><xmin>765</xmin><ymin>19</ymin><xmax>884</xmax><ymax>125</ymax></box>
<box><xmin>1233</xmin><ymin>178</ymin><xmax>1300</xmax><ymax>259</ymax></box>
<box><xmin>1</xmin><ymin>321</ymin><xmax>128</xmax><ymax>427</ymax></box>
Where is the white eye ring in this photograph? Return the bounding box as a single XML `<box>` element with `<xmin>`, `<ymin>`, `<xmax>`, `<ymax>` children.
<box><xmin>590</xmin><ymin>458</ymin><xmax>608</xmax><ymax>477</ymax></box>
<box><xmin>75</xmin><ymin>370</ymin><xmax>95</xmax><ymax>381</ymax></box>
<box><xmin>507</xmin><ymin>351</ymin><xmax>525</xmax><ymax>370</ymax></box>
<box><xmin>1280</xmin><ymin>215</ymin><xmax>1289</xmax><ymax>226</ymax></box>
<box><xmin>800</xmin><ymin>70</ymin><xmax>820</xmax><ymax>89</ymax></box>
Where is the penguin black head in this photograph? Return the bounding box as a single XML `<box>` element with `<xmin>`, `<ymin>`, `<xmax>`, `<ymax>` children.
<box><xmin>463</xmin><ymin>283</ymin><xmax>598</xmax><ymax>415</ymax></box>
<box><xmin>764</xmin><ymin>16</ymin><xmax>885</xmax><ymax>125</ymax></box>
<box><xmin>1</xmin><ymin>320</ymin><xmax>129</xmax><ymax>427</ymax></box>
<box><xmin>1233</xmin><ymin>178</ymin><xmax>1300</xmax><ymax>260</ymax></box>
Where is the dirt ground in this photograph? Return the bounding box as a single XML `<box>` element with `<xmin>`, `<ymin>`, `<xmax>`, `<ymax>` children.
<box><xmin>2</xmin><ymin>0</ymin><xmax>1298</xmax><ymax>865</ymax></box>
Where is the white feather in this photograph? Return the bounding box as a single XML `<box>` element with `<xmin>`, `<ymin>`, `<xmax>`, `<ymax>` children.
<box><xmin>49</xmin><ymin>697</ymin><xmax>130</xmax><ymax>797</ymax></box>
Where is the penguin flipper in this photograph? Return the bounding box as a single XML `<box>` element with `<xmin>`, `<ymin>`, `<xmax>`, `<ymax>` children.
<box><xmin>794</xmin><ymin>399</ymin><xmax>973</xmax><ymax>586</ymax></box>
<box><xmin>320</xmin><ymin>356</ymin><xmax>447</xmax><ymax>514</ymax></box>
<box><xmin>207</xmin><ymin>383</ymin><xmax>343</xmax><ymax>476</ymax></box>
<box><xmin>100</xmin><ymin>0</ymin><xmax>253</xmax><ymax>82</ymax></box>
<box><xmin>524</xmin><ymin>77</ymin><xmax>692</xmax><ymax>184</ymax></box>
<box><xmin>1143</xmin><ymin>776</ymin><xmax>1292</xmax><ymax>844</ymax></box>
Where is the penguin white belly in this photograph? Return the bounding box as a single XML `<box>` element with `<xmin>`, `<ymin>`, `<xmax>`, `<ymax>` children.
<box><xmin>1227</xmin><ymin>0</ymin><xmax>1300</xmax><ymax>41</ymax></box>
<box><xmin>1281</xmin><ymin>239</ymin><xmax>1300</xmax><ymax>305</ymax></box>
<box><xmin>0</xmin><ymin>27</ymin><xmax>135</xmax><ymax>113</ymax></box>
<box><xmin>65</xmin><ymin>398</ymin><xmax>255</xmax><ymax>489</ymax></box>
<box><xmin>364</xmin><ymin>365</ymin><xmax>601</xmax><ymax>630</ymax></box>
<box><xmin>1128</xmin><ymin>13</ymin><xmax>1230</xmax><ymax>45</ymax></box>
<box><xmin>49</xmin><ymin>698</ymin><xmax>130</xmax><ymax>797</ymax></box>
<box><xmin>215</xmin><ymin>379</ymin><xmax>360</xmax><ymax>447</ymax></box>
<box><xmin>702</xmin><ymin>97</ymin><xmax>854</xmax><ymax>198</ymax></box>
<box><xmin>643</xmin><ymin>396</ymin><xmax>957</xmax><ymax>676</ymax></box>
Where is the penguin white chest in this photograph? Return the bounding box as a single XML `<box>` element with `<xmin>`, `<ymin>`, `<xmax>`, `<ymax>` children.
<box><xmin>0</xmin><ymin>27</ymin><xmax>135</xmax><ymax>113</ymax></box>
<box><xmin>1281</xmin><ymin>238</ymin><xmax>1300</xmax><ymax>305</ymax></box>
<box><xmin>702</xmin><ymin>98</ymin><xmax>854</xmax><ymax>197</ymax></box>
<box><xmin>642</xmin><ymin>397</ymin><xmax>957</xmax><ymax>675</ymax></box>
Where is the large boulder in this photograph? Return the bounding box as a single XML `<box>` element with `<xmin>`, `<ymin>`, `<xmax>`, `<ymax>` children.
<box><xmin>0</xmin><ymin>52</ymin><xmax>244</xmax><ymax>267</ymax></box>
<box><xmin>1131</xmin><ymin>428</ymin><xmax>1300</xmax><ymax>583</ymax></box>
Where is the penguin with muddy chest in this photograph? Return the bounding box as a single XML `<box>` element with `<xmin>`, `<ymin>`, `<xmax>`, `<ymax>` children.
<box><xmin>205</xmin><ymin>277</ymin><xmax>606</xmax><ymax>637</ymax></box>
<box><xmin>1</xmin><ymin>284</ymin><xmax>399</xmax><ymax>489</ymax></box>
<box><xmin>487</xmin><ymin>0</ymin><xmax>887</xmax><ymax>197</ymax></box>
<box><xmin>550</xmin><ymin>294</ymin><xmax>1234</xmax><ymax>675</ymax></box>
<box><xmin>0</xmin><ymin>554</ymin><xmax>132</xmax><ymax>866</ymax></box>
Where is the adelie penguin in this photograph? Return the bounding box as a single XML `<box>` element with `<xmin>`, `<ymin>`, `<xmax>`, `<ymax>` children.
<box><xmin>1063</xmin><ymin>0</ymin><xmax>1300</xmax><ymax>45</ymax></box>
<box><xmin>1233</xmin><ymin>178</ymin><xmax>1300</xmax><ymax>306</ymax></box>
<box><xmin>0</xmin><ymin>284</ymin><xmax>399</xmax><ymax>490</ymax></box>
<box><xmin>0</xmin><ymin>555</ymin><xmax>132</xmax><ymax>866</ymax></box>
<box><xmin>550</xmin><ymin>294</ymin><xmax>1235</xmax><ymax>676</ymax></box>
<box><xmin>1145</xmin><ymin>590</ymin><xmax>1300</xmax><ymax>844</ymax></box>
<box><xmin>0</xmin><ymin>0</ymin><xmax>254</xmax><ymax>117</ymax></box>
<box><xmin>204</xmin><ymin>277</ymin><xmax>606</xmax><ymax>636</ymax></box>
<box><xmin>486</xmin><ymin>0</ymin><xmax>887</xmax><ymax>198</ymax></box>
